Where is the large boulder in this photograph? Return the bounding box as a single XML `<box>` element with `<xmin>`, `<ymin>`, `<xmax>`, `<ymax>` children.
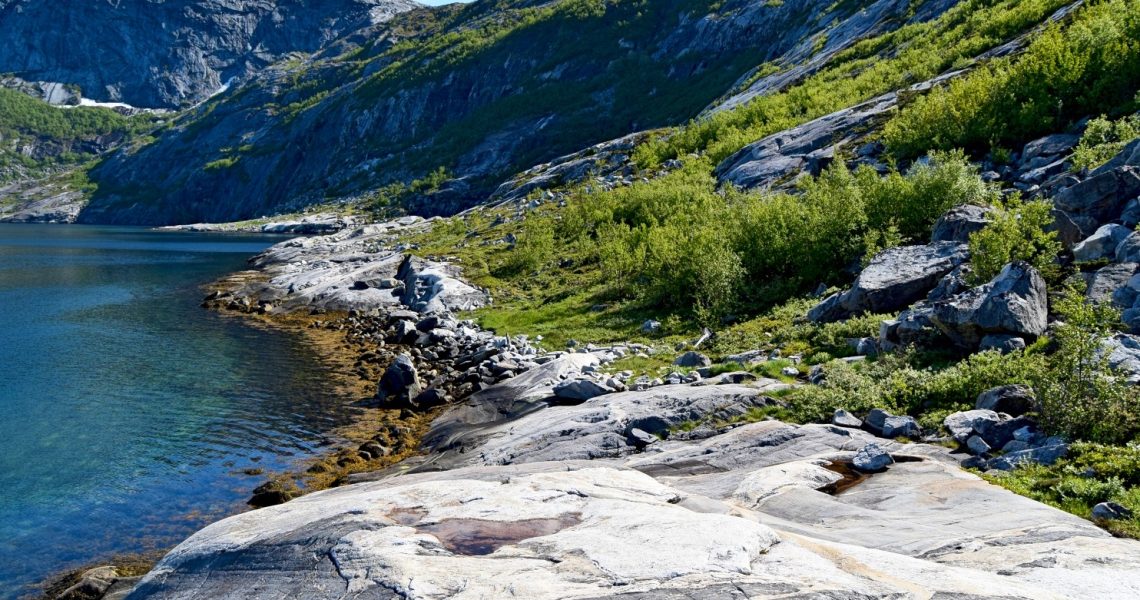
<box><xmin>809</xmin><ymin>242</ymin><xmax>969</xmax><ymax>322</ymax></box>
<box><xmin>976</xmin><ymin>385</ymin><xmax>1037</xmax><ymax>416</ymax></box>
<box><xmin>929</xmin><ymin>262</ymin><xmax>1048</xmax><ymax>348</ymax></box>
<box><xmin>931</xmin><ymin>204</ymin><xmax>992</xmax><ymax>243</ymax></box>
<box><xmin>673</xmin><ymin>351</ymin><xmax>712</xmax><ymax>368</ymax></box>
<box><xmin>1074</xmin><ymin>223</ymin><xmax>1132</xmax><ymax>262</ymax></box>
<box><xmin>1086</xmin><ymin>263</ymin><xmax>1140</xmax><ymax>305</ymax></box>
<box><xmin>1053</xmin><ymin>166</ymin><xmax>1140</xmax><ymax>242</ymax></box>
<box><xmin>1103</xmin><ymin>333</ymin><xmax>1140</xmax><ymax>384</ymax></box>
<box><xmin>1022</xmin><ymin>133</ymin><xmax>1080</xmax><ymax>164</ymax></box>
<box><xmin>376</xmin><ymin>354</ymin><xmax>421</xmax><ymax>405</ymax></box>
<box><xmin>1116</xmin><ymin>232</ymin><xmax>1140</xmax><ymax>264</ymax></box>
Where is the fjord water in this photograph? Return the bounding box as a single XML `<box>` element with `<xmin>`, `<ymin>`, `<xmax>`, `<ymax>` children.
<box><xmin>0</xmin><ymin>225</ymin><xmax>356</xmax><ymax>597</ymax></box>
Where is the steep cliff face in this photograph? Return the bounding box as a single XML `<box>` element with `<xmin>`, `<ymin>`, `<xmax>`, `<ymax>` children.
<box><xmin>0</xmin><ymin>0</ymin><xmax>420</xmax><ymax>109</ymax></box>
<box><xmin>79</xmin><ymin>0</ymin><xmax>959</xmax><ymax>225</ymax></box>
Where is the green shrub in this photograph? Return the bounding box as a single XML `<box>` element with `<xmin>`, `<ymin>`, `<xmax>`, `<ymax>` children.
<box><xmin>885</xmin><ymin>0</ymin><xmax>1140</xmax><ymax>157</ymax></box>
<box><xmin>984</xmin><ymin>443</ymin><xmax>1140</xmax><ymax>538</ymax></box>
<box><xmin>634</xmin><ymin>0</ymin><xmax>1073</xmax><ymax>167</ymax></box>
<box><xmin>967</xmin><ymin>195</ymin><xmax>1060</xmax><ymax>283</ymax></box>
<box><xmin>785</xmin><ymin>349</ymin><xmax>1044</xmax><ymax>424</ymax></box>
<box><xmin>499</xmin><ymin>215</ymin><xmax>557</xmax><ymax>276</ymax></box>
<box><xmin>1034</xmin><ymin>287</ymin><xmax>1140</xmax><ymax>443</ymax></box>
<box><xmin>1071</xmin><ymin>114</ymin><xmax>1140</xmax><ymax>172</ymax></box>
<box><xmin>532</xmin><ymin>151</ymin><xmax>997</xmax><ymax>320</ymax></box>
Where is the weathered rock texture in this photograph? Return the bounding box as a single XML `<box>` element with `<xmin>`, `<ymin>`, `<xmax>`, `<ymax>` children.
<box><xmin>216</xmin><ymin>217</ymin><xmax>488</xmax><ymax>314</ymax></box>
<box><xmin>128</xmin><ymin>419</ymin><xmax>1140</xmax><ymax>599</ymax></box>
<box><xmin>0</xmin><ymin>0</ymin><xmax>419</xmax><ymax>108</ymax></box>
<box><xmin>77</xmin><ymin>0</ymin><xmax>961</xmax><ymax>225</ymax></box>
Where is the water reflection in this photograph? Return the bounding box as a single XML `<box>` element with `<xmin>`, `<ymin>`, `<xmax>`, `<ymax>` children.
<box><xmin>0</xmin><ymin>225</ymin><xmax>355</xmax><ymax>597</ymax></box>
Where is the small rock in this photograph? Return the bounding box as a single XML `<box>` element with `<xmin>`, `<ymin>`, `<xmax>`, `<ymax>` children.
<box><xmin>640</xmin><ymin>320</ymin><xmax>662</xmax><ymax>334</ymax></box>
<box><xmin>988</xmin><ymin>442</ymin><xmax>1069</xmax><ymax>471</ymax></box>
<box><xmin>961</xmin><ymin>455</ymin><xmax>990</xmax><ymax>470</ymax></box>
<box><xmin>881</xmin><ymin>415</ymin><xmax>920</xmax><ymax>439</ymax></box>
<box><xmin>832</xmin><ymin>409</ymin><xmax>863</xmax><ymax>428</ymax></box>
<box><xmin>966</xmin><ymin>435</ymin><xmax>992</xmax><ymax>455</ymax></box>
<box><xmin>627</xmin><ymin>428</ymin><xmax>658</xmax><ymax>447</ymax></box>
<box><xmin>978</xmin><ymin>334</ymin><xmax>1026</xmax><ymax>354</ymax></box>
<box><xmin>1001</xmin><ymin>440</ymin><xmax>1030</xmax><ymax>453</ymax></box>
<box><xmin>674</xmin><ymin>351</ymin><xmax>712</xmax><ymax>368</ymax></box>
<box><xmin>780</xmin><ymin>366</ymin><xmax>800</xmax><ymax>377</ymax></box>
<box><xmin>377</xmin><ymin>354</ymin><xmax>420</xmax><ymax>404</ymax></box>
<box><xmin>852</xmin><ymin>443</ymin><xmax>893</xmax><ymax>472</ymax></box>
<box><xmin>553</xmin><ymin>378</ymin><xmax>613</xmax><ymax>402</ymax></box>
<box><xmin>1092</xmin><ymin>502</ymin><xmax>1133</xmax><ymax>521</ymax></box>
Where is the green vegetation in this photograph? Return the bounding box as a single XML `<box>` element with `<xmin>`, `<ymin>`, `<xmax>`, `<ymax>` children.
<box><xmin>503</xmin><ymin>151</ymin><xmax>997</xmax><ymax>325</ymax></box>
<box><xmin>986</xmin><ymin>442</ymin><xmax>1140</xmax><ymax>537</ymax></box>
<box><xmin>967</xmin><ymin>195</ymin><xmax>1061</xmax><ymax>283</ymax></box>
<box><xmin>1071</xmin><ymin>112</ymin><xmax>1140</xmax><ymax>172</ymax></box>
<box><xmin>1037</xmin><ymin>289</ymin><xmax>1138</xmax><ymax>443</ymax></box>
<box><xmin>884</xmin><ymin>0</ymin><xmax>1140</xmax><ymax>157</ymax></box>
<box><xmin>634</xmin><ymin>0</ymin><xmax>1075</xmax><ymax>167</ymax></box>
<box><xmin>370</xmin><ymin>0</ymin><xmax>1140</xmax><ymax>540</ymax></box>
<box><xmin>0</xmin><ymin>88</ymin><xmax>159</xmax><ymax>182</ymax></box>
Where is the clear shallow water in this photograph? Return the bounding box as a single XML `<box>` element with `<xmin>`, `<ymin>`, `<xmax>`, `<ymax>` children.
<box><xmin>0</xmin><ymin>225</ymin><xmax>357</xmax><ymax>598</ymax></box>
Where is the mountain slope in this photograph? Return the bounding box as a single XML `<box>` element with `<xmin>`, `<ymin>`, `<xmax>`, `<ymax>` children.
<box><xmin>0</xmin><ymin>0</ymin><xmax>420</xmax><ymax>109</ymax></box>
<box><xmin>77</xmin><ymin>0</ymin><xmax>959</xmax><ymax>225</ymax></box>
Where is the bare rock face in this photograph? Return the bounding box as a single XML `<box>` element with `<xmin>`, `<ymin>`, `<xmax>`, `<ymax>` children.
<box><xmin>929</xmin><ymin>261</ymin><xmax>1048</xmax><ymax>348</ymax></box>
<box><xmin>808</xmin><ymin>242</ymin><xmax>969</xmax><ymax>322</ymax></box>
<box><xmin>717</xmin><ymin>92</ymin><xmax>900</xmax><ymax>189</ymax></box>
<box><xmin>0</xmin><ymin>0</ymin><xmax>419</xmax><ymax>108</ymax></box>
<box><xmin>77</xmin><ymin>0</ymin><xmax>964</xmax><ymax>226</ymax></box>
<box><xmin>128</xmin><ymin>419</ymin><xmax>1140</xmax><ymax>599</ymax></box>
<box><xmin>223</xmin><ymin>218</ymin><xmax>489</xmax><ymax>314</ymax></box>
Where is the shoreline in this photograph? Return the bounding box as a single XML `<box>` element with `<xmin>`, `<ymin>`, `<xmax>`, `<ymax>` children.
<box><xmin>31</xmin><ymin>265</ymin><xmax>440</xmax><ymax>600</ymax></box>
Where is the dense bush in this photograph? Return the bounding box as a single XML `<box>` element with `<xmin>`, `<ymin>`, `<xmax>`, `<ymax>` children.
<box><xmin>884</xmin><ymin>0</ymin><xmax>1140</xmax><ymax>157</ymax></box>
<box><xmin>511</xmin><ymin>151</ymin><xmax>996</xmax><ymax>322</ymax></box>
<box><xmin>1071</xmin><ymin>112</ymin><xmax>1140</xmax><ymax>172</ymax></box>
<box><xmin>785</xmin><ymin>349</ymin><xmax>1046</xmax><ymax>424</ymax></box>
<box><xmin>967</xmin><ymin>195</ymin><xmax>1061</xmax><ymax>283</ymax></box>
<box><xmin>1035</xmin><ymin>288</ymin><xmax>1140</xmax><ymax>443</ymax></box>
<box><xmin>633</xmin><ymin>0</ymin><xmax>1073</xmax><ymax>167</ymax></box>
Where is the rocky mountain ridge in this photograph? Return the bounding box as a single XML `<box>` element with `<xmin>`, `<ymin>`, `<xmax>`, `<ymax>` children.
<box><xmin>73</xmin><ymin>0</ymin><xmax>960</xmax><ymax>225</ymax></box>
<box><xmin>0</xmin><ymin>0</ymin><xmax>420</xmax><ymax>109</ymax></box>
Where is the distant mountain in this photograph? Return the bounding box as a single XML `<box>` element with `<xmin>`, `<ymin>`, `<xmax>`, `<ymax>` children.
<box><xmin>76</xmin><ymin>0</ymin><xmax>956</xmax><ymax>225</ymax></box>
<box><xmin>0</xmin><ymin>0</ymin><xmax>420</xmax><ymax>109</ymax></box>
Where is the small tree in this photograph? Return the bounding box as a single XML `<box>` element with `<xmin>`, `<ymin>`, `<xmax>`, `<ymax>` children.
<box><xmin>1036</xmin><ymin>288</ymin><xmax>1140</xmax><ymax>443</ymax></box>
<box><xmin>968</xmin><ymin>195</ymin><xmax>1061</xmax><ymax>283</ymax></box>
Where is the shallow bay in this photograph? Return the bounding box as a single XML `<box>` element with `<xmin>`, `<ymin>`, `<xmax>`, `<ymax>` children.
<box><xmin>0</xmin><ymin>224</ymin><xmax>353</xmax><ymax>597</ymax></box>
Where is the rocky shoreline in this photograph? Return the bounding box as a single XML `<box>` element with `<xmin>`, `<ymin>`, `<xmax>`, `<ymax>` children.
<box><xmin>39</xmin><ymin>212</ymin><xmax>1135</xmax><ymax>599</ymax></box>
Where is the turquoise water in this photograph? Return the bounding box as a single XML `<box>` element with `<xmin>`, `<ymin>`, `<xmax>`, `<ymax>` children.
<box><xmin>0</xmin><ymin>225</ymin><xmax>356</xmax><ymax>598</ymax></box>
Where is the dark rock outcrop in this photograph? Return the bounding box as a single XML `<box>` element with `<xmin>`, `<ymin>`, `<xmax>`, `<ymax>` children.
<box><xmin>0</xmin><ymin>0</ymin><xmax>418</xmax><ymax>108</ymax></box>
<box><xmin>809</xmin><ymin>242</ymin><xmax>969</xmax><ymax>322</ymax></box>
<box><xmin>929</xmin><ymin>262</ymin><xmax>1048</xmax><ymax>348</ymax></box>
<box><xmin>931</xmin><ymin>204</ymin><xmax>993</xmax><ymax>243</ymax></box>
<box><xmin>77</xmin><ymin>0</ymin><xmax>963</xmax><ymax>225</ymax></box>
